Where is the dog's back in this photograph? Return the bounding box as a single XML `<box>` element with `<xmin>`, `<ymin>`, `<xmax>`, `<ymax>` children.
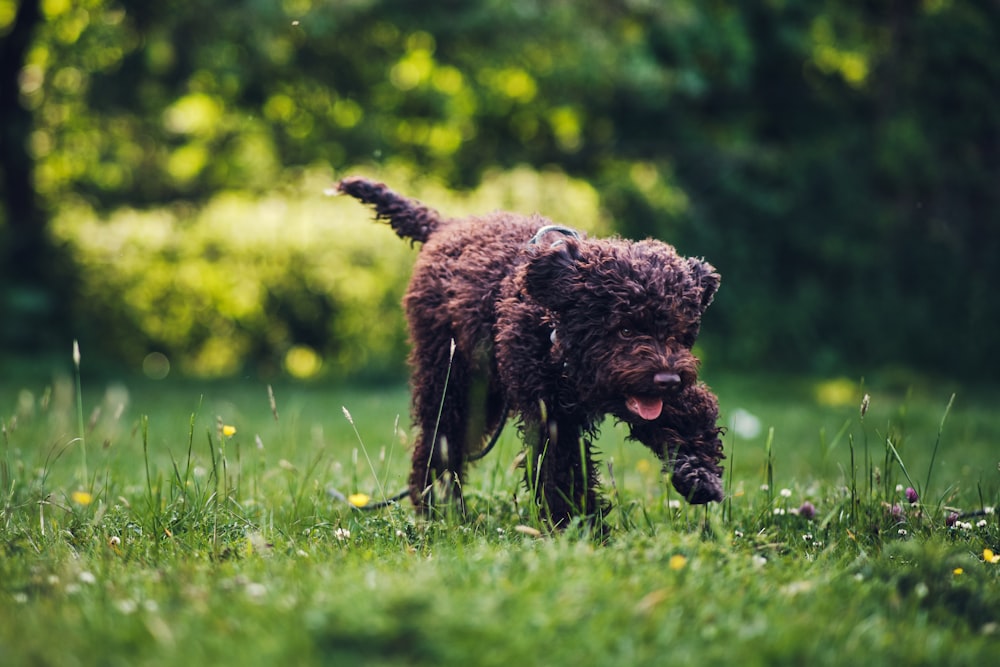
<box><xmin>338</xmin><ymin>176</ymin><xmax>555</xmax><ymax>351</ymax></box>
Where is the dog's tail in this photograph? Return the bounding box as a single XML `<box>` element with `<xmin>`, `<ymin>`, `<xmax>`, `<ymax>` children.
<box><xmin>337</xmin><ymin>176</ymin><xmax>443</xmax><ymax>245</ymax></box>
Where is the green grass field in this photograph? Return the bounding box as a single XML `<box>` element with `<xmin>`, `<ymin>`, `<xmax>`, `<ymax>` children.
<box><xmin>1</xmin><ymin>364</ymin><xmax>998</xmax><ymax>666</ymax></box>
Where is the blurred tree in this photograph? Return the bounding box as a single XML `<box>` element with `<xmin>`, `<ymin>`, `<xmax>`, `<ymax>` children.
<box><xmin>0</xmin><ymin>0</ymin><xmax>61</xmax><ymax>350</ymax></box>
<box><xmin>0</xmin><ymin>0</ymin><xmax>40</xmax><ymax>242</ymax></box>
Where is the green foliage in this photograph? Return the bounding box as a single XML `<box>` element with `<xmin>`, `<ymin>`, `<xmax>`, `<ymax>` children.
<box><xmin>3</xmin><ymin>0</ymin><xmax>1000</xmax><ymax>376</ymax></box>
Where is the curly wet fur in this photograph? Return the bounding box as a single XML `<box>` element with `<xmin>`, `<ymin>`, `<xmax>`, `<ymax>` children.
<box><xmin>338</xmin><ymin>176</ymin><xmax>725</xmax><ymax>526</ymax></box>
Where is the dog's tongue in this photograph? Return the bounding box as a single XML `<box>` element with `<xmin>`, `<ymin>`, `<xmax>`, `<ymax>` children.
<box><xmin>626</xmin><ymin>396</ymin><xmax>663</xmax><ymax>421</ymax></box>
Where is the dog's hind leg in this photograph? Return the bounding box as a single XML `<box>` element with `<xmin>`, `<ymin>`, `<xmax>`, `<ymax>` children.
<box><xmin>405</xmin><ymin>322</ymin><xmax>475</xmax><ymax>517</ymax></box>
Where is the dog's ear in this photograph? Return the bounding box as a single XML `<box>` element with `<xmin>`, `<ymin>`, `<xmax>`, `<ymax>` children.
<box><xmin>686</xmin><ymin>257</ymin><xmax>720</xmax><ymax>312</ymax></box>
<box><xmin>523</xmin><ymin>239</ymin><xmax>583</xmax><ymax>310</ymax></box>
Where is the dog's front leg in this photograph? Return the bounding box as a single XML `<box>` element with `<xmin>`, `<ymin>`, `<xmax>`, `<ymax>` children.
<box><xmin>631</xmin><ymin>384</ymin><xmax>725</xmax><ymax>504</ymax></box>
<box><xmin>522</xmin><ymin>412</ymin><xmax>604</xmax><ymax>527</ymax></box>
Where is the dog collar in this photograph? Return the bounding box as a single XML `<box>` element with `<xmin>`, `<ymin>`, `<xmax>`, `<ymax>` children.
<box><xmin>528</xmin><ymin>225</ymin><xmax>581</xmax><ymax>247</ymax></box>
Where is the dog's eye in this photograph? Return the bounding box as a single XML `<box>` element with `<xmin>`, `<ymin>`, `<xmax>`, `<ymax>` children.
<box><xmin>619</xmin><ymin>327</ymin><xmax>634</xmax><ymax>339</ymax></box>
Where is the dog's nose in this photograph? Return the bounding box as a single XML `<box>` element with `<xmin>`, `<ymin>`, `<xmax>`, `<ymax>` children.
<box><xmin>654</xmin><ymin>372</ymin><xmax>681</xmax><ymax>389</ymax></box>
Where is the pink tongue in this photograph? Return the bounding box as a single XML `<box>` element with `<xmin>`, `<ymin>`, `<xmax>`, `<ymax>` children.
<box><xmin>627</xmin><ymin>396</ymin><xmax>663</xmax><ymax>421</ymax></box>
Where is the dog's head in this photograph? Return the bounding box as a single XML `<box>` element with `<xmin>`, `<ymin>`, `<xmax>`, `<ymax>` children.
<box><xmin>522</xmin><ymin>237</ymin><xmax>719</xmax><ymax>422</ymax></box>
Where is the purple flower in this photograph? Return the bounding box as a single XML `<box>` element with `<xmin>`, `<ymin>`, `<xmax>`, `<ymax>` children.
<box><xmin>890</xmin><ymin>503</ymin><xmax>904</xmax><ymax>520</ymax></box>
<box><xmin>905</xmin><ymin>487</ymin><xmax>919</xmax><ymax>504</ymax></box>
<box><xmin>798</xmin><ymin>501</ymin><xmax>816</xmax><ymax>520</ymax></box>
<box><xmin>946</xmin><ymin>512</ymin><xmax>959</xmax><ymax>528</ymax></box>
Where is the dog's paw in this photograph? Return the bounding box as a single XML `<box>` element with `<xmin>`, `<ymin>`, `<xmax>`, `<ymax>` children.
<box><xmin>670</xmin><ymin>460</ymin><xmax>724</xmax><ymax>504</ymax></box>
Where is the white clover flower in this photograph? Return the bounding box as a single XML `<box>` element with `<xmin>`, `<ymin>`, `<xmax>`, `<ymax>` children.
<box><xmin>780</xmin><ymin>488</ymin><xmax>792</xmax><ymax>498</ymax></box>
<box><xmin>115</xmin><ymin>599</ymin><xmax>138</xmax><ymax>614</ymax></box>
<box><xmin>245</xmin><ymin>582</ymin><xmax>267</xmax><ymax>599</ymax></box>
<box><xmin>729</xmin><ymin>408</ymin><xmax>762</xmax><ymax>439</ymax></box>
<box><xmin>334</xmin><ymin>527</ymin><xmax>351</xmax><ymax>541</ymax></box>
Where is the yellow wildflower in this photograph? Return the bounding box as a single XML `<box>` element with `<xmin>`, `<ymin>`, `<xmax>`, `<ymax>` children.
<box><xmin>953</xmin><ymin>567</ymin><xmax>964</xmax><ymax>576</ymax></box>
<box><xmin>222</xmin><ymin>425</ymin><xmax>237</xmax><ymax>437</ymax></box>
<box><xmin>71</xmin><ymin>491</ymin><xmax>93</xmax><ymax>506</ymax></box>
<box><xmin>984</xmin><ymin>548</ymin><xmax>1000</xmax><ymax>564</ymax></box>
<box><xmin>347</xmin><ymin>493</ymin><xmax>370</xmax><ymax>508</ymax></box>
<box><xmin>669</xmin><ymin>554</ymin><xmax>688</xmax><ymax>571</ymax></box>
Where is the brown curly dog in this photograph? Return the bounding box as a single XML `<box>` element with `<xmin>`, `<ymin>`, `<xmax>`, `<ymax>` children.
<box><xmin>338</xmin><ymin>177</ymin><xmax>724</xmax><ymax>526</ymax></box>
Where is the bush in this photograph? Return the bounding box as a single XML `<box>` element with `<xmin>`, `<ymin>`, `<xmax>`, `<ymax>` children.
<box><xmin>53</xmin><ymin>166</ymin><xmax>605</xmax><ymax>379</ymax></box>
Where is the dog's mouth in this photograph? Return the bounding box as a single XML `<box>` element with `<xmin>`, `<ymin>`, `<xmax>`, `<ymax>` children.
<box><xmin>626</xmin><ymin>396</ymin><xmax>664</xmax><ymax>421</ymax></box>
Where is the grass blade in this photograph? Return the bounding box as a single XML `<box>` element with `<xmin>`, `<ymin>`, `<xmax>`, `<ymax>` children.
<box><xmin>885</xmin><ymin>436</ymin><xmax>915</xmax><ymax>491</ymax></box>
<box><xmin>922</xmin><ymin>393</ymin><xmax>954</xmax><ymax>497</ymax></box>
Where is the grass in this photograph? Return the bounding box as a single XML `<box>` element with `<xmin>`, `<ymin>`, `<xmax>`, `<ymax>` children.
<box><xmin>0</xmin><ymin>365</ymin><xmax>998</xmax><ymax>666</ymax></box>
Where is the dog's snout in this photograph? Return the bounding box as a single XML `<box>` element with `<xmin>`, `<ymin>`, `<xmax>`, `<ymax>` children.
<box><xmin>654</xmin><ymin>372</ymin><xmax>681</xmax><ymax>389</ymax></box>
